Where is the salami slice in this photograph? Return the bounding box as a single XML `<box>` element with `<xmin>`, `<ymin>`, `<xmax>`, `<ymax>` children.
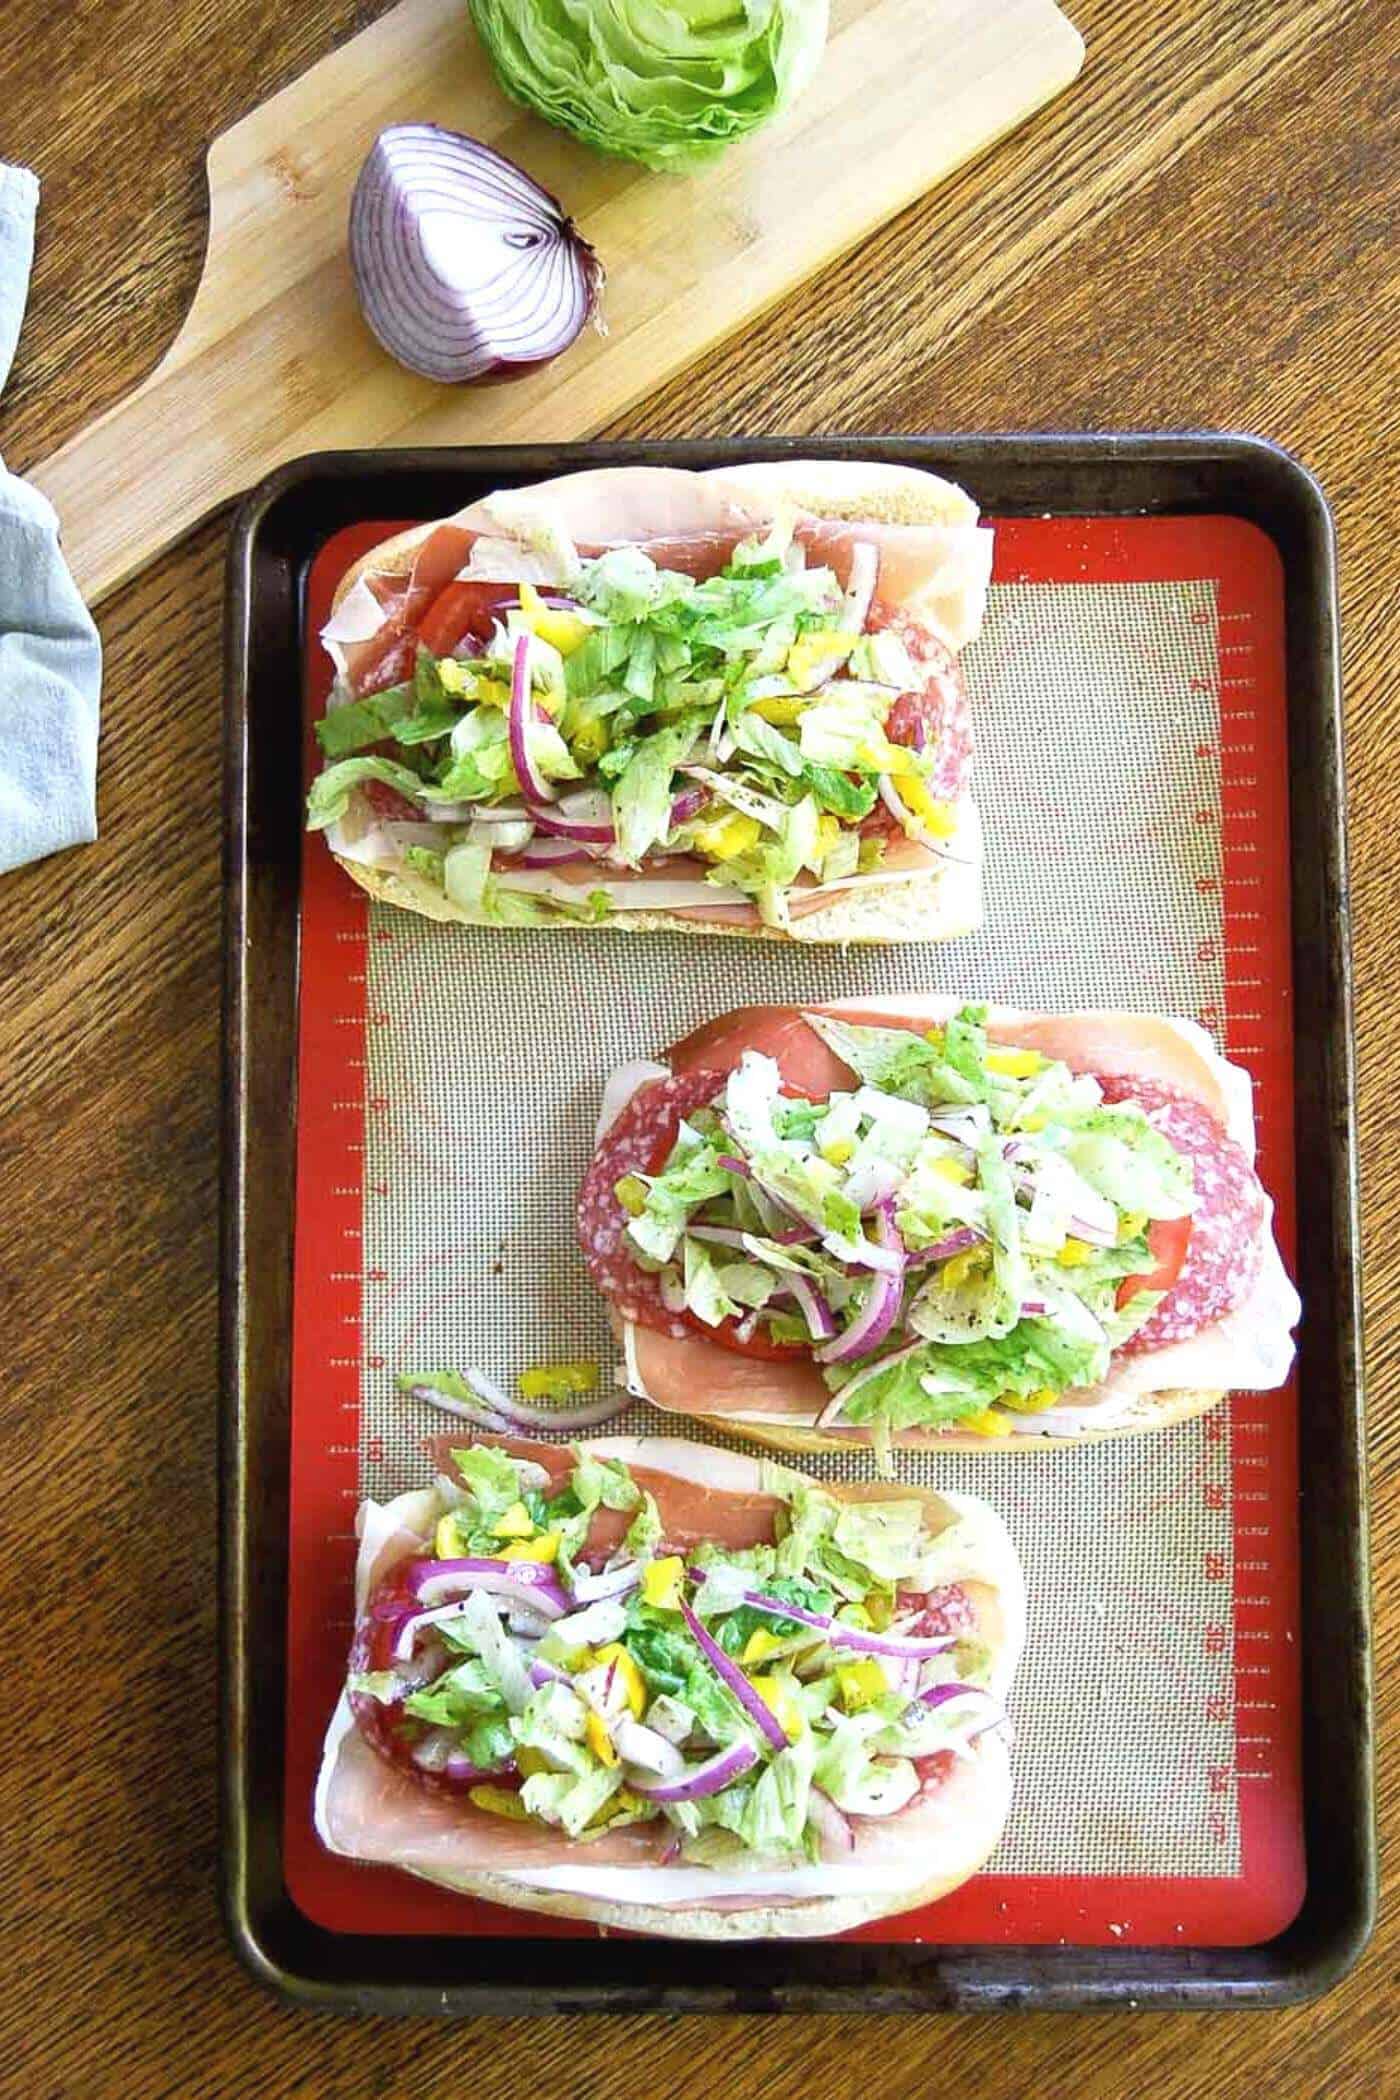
<box><xmin>1096</xmin><ymin>1076</ymin><xmax>1267</xmax><ymax>1351</ymax></box>
<box><xmin>576</xmin><ymin>1067</ymin><xmax>728</xmax><ymax>1339</ymax></box>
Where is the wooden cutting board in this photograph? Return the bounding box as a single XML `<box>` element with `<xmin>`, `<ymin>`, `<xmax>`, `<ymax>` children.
<box><xmin>30</xmin><ymin>0</ymin><xmax>1082</xmax><ymax>604</ymax></box>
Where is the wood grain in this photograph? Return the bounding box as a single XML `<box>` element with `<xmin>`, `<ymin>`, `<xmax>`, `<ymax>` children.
<box><xmin>1</xmin><ymin>0</ymin><xmax>1396</xmax><ymax>2092</ymax></box>
<box><xmin>25</xmin><ymin>0</ymin><xmax>1082</xmax><ymax>605</ymax></box>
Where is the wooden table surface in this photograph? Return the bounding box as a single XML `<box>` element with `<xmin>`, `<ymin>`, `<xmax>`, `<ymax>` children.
<box><xmin>2</xmin><ymin>0</ymin><xmax>1394</xmax><ymax>2092</ymax></box>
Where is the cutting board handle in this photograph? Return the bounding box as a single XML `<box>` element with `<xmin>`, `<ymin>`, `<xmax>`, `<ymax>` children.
<box><xmin>29</xmin><ymin>365</ymin><xmax>243</xmax><ymax>607</ymax></box>
<box><xmin>26</xmin><ymin>161</ymin><xmax>329</xmax><ymax>605</ymax></box>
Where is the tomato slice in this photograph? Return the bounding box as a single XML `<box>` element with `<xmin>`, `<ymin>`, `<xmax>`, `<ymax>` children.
<box><xmin>415</xmin><ymin>581</ymin><xmax>518</xmax><ymax>657</ymax></box>
<box><xmin>678</xmin><ymin>1308</ymin><xmax>809</xmax><ymax>1360</ymax></box>
<box><xmin>1116</xmin><ymin>1215</ymin><xmax>1192</xmax><ymax>1309</ymax></box>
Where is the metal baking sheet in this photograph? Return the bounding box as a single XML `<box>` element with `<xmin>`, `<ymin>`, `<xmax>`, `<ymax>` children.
<box><xmin>221</xmin><ymin>435</ymin><xmax>1371</xmax><ymax>2011</ymax></box>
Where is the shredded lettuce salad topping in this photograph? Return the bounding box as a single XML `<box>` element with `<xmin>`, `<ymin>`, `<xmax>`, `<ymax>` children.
<box><xmin>621</xmin><ymin>1007</ymin><xmax>1197</xmax><ymax>1441</ymax></box>
<box><xmin>353</xmin><ymin>1445</ymin><xmax>1000</xmax><ymax>1861</ymax></box>
<box><xmin>307</xmin><ymin>519</ymin><xmax>957</xmax><ymax>929</ymax></box>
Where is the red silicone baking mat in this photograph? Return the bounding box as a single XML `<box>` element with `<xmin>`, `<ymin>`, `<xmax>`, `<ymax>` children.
<box><xmin>282</xmin><ymin>510</ymin><xmax>1302</xmax><ymax>1947</ymax></box>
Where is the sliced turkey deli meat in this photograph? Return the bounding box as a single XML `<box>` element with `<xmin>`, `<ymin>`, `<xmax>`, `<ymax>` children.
<box><xmin>578</xmin><ymin>1000</ymin><xmax>1299</xmax><ymax>1457</ymax></box>
<box><xmin>304</xmin><ymin>461</ymin><xmax>993</xmax><ymax>944</ymax></box>
<box><xmin>314</xmin><ymin>1435</ymin><xmax>1025</xmax><ymax>1939</ymax></box>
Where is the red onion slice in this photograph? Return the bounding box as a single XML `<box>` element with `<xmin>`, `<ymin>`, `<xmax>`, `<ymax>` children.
<box><xmin>409</xmin><ymin>1373</ymin><xmax>628</xmax><ymax>1434</ymax></box>
<box><xmin>679</xmin><ymin>1599</ymin><xmax>789</xmax><ymax>1753</ymax></box>
<box><xmin>828</xmin><ymin>1623</ymin><xmax>956</xmax><ymax>1661</ymax></box>
<box><xmin>815</xmin><ymin>1337</ymin><xmax>932</xmax><ymax>1427</ymax></box>
<box><xmin>785</xmin><ymin>1271</ymin><xmax>838</xmax><ymax>1343</ymax></box>
<box><xmin>350</xmin><ymin>124</ymin><xmax>603</xmax><ymax>385</ymax></box>
<box><xmin>628</xmin><ymin>1741</ymin><xmax>759</xmax><ymax>1802</ymax></box>
<box><xmin>736</xmin><ymin>1589</ymin><xmax>954</xmax><ymax>1661</ymax></box>
<box><xmin>614</xmin><ymin>1717</ymin><xmax>687</xmax><ymax>1779</ymax></box>
<box><xmin>507</xmin><ymin>633</ymin><xmax>558</xmax><ymax>806</ymax></box>
<box><xmin>405</xmin><ymin>1557</ymin><xmax>570</xmax><ymax>1614</ymax></box>
<box><xmin>906</xmin><ymin>1227</ymin><xmax>982</xmax><ymax>1267</ymax></box>
<box><xmin>567</xmin><ymin>1560</ymin><xmax>644</xmax><ymax>1606</ymax></box>
<box><xmin>816</xmin><ymin>1200</ymin><xmax>906</xmax><ymax>1363</ymax></box>
<box><xmin>878</xmin><ymin>772</ymin><xmax>918</xmax><ymax>832</ymax></box>
<box><xmin>669</xmin><ymin>786</ymin><xmax>709</xmax><ymax>827</ymax></box>
<box><xmin>512</xmin><ymin>837</ymin><xmax>599</xmax><ymax>868</ymax></box>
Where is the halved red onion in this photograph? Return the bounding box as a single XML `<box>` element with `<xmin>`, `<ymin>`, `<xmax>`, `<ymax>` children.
<box><xmin>349</xmin><ymin>125</ymin><xmax>603</xmax><ymax>386</ymax></box>
<box><xmin>716</xmin><ymin>1154</ymin><xmax>750</xmax><ymax>1178</ymax></box>
<box><xmin>685</xmin><ymin>1225</ymin><xmax>752</xmax><ymax>1250</ymax></box>
<box><xmin>628</xmin><ymin>1740</ymin><xmax>759</xmax><ymax>1801</ymax></box>
<box><xmin>679</xmin><ymin>1599</ymin><xmax>789</xmax><ymax>1753</ymax></box>
<box><xmin>528</xmin><ymin>1659</ymin><xmax>567</xmax><ymax>1689</ymax></box>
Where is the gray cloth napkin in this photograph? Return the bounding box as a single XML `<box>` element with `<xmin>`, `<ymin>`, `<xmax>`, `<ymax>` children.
<box><xmin>0</xmin><ymin>165</ymin><xmax>101</xmax><ymax>875</ymax></box>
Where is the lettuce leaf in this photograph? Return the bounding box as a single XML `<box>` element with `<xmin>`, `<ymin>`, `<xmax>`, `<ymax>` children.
<box><xmin>612</xmin><ymin>715</ymin><xmax>706</xmax><ymax>865</ymax></box>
